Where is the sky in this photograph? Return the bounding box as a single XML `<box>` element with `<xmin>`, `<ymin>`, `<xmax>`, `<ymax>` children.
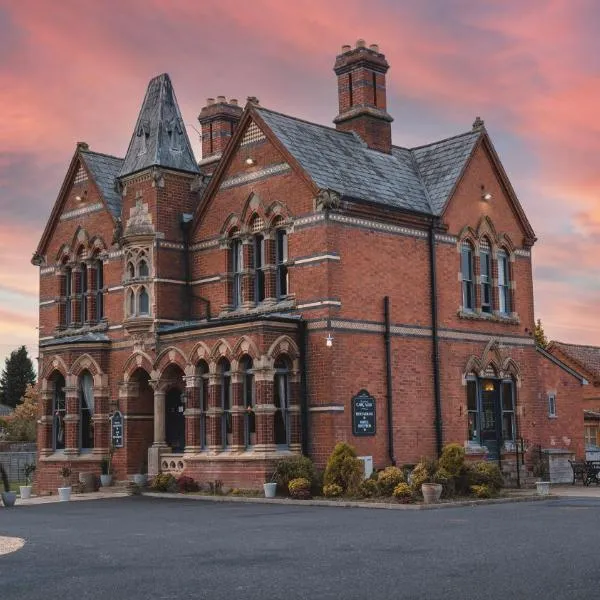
<box><xmin>1</xmin><ymin>0</ymin><xmax>600</xmax><ymax>371</ymax></box>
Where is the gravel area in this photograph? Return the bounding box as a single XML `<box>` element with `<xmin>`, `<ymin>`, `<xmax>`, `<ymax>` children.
<box><xmin>0</xmin><ymin>536</ymin><xmax>25</xmax><ymax>556</ymax></box>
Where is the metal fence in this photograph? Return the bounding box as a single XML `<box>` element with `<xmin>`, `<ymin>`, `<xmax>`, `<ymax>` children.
<box><xmin>0</xmin><ymin>452</ymin><xmax>36</xmax><ymax>483</ymax></box>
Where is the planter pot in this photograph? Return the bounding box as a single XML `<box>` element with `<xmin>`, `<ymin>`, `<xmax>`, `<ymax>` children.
<box><xmin>536</xmin><ymin>481</ymin><xmax>551</xmax><ymax>496</ymax></box>
<box><xmin>79</xmin><ymin>471</ymin><xmax>96</xmax><ymax>493</ymax></box>
<box><xmin>19</xmin><ymin>485</ymin><xmax>32</xmax><ymax>500</ymax></box>
<box><xmin>132</xmin><ymin>474</ymin><xmax>147</xmax><ymax>487</ymax></box>
<box><xmin>58</xmin><ymin>486</ymin><xmax>72</xmax><ymax>502</ymax></box>
<box><xmin>1</xmin><ymin>491</ymin><xmax>17</xmax><ymax>507</ymax></box>
<box><xmin>100</xmin><ymin>474</ymin><xmax>113</xmax><ymax>487</ymax></box>
<box><xmin>421</xmin><ymin>483</ymin><xmax>443</xmax><ymax>504</ymax></box>
<box><xmin>263</xmin><ymin>482</ymin><xmax>277</xmax><ymax>498</ymax></box>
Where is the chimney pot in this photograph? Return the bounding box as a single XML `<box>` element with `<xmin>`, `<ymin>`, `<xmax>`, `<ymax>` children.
<box><xmin>341</xmin><ymin>44</ymin><xmax>351</xmax><ymax>53</ymax></box>
<box><xmin>206</xmin><ymin>97</ymin><xmax>215</xmax><ymax>105</ymax></box>
<box><xmin>217</xmin><ymin>95</ymin><xmax>226</xmax><ymax>104</ymax></box>
<box><xmin>230</xmin><ymin>98</ymin><xmax>238</xmax><ymax>106</ymax></box>
<box><xmin>246</xmin><ymin>96</ymin><xmax>260</xmax><ymax>105</ymax></box>
<box><xmin>356</xmin><ymin>39</ymin><xmax>366</xmax><ymax>48</ymax></box>
<box><xmin>76</xmin><ymin>141</ymin><xmax>89</xmax><ymax>150</ymax></box>
<box><xmin>369</xmin><ymin>44</ymin><xmax>379</xmax><ymax>52</ymax></box>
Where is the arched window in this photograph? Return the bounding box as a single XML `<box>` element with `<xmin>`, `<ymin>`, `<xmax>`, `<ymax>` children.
<box><xmin>461</xmin><ymin>241</ymin><xmax>474</xmax><ymax>311</ymax></box>
<box><xmin>479</xmin><ymin>238</ymin><xmax>492</xmax><ymax>314</ymax></box>
<box><xmin>497</xmin><ymin>249</ymin><xmax>511</xmax><ymax>315</ymax></box>
<box><xmin>219</xmin><ymin>359</ymin><xmax>232</xmax><ymax>448</ymax></box>
<box><xmin>138</xmin><ymin>258</ymin><xmax>149</xmax><ymax>278</ymax></box>
<box><xmin>230</xmin><ymin>236</ymin><xmax>243</xmax><ymax>309</ymax></box>
<box><xmin>274</xmin><ymin>356</ymin><xmax>290</xmax><ymax>446</ymax></box>
<box><xmin>79</xmin><ymin>261</ymin><xmax>88</xmax><ymax>323</ymax></box>
<box><xmin>197</xmin><ymin>361</ymin><xmax>209</xmax><ymax>449</ymax></box>
<box><xmin>52</xmin><ymin>373</ymin><xmax>66</xmax><ymax>451</ymax></box>
<box><xmin>79</xmin><ymin>370</ymin><xmax>94</xmax><ymax>450</ymax></box>
<box><xmin>139</xmin><ymin>287</ymin><xmax>149</xmax><ymax>315</ymax></box>
<box><xmin>241</xmin><ymin>356</ymin><xmax>255</xmax><ymax>447</ymax></box>
<box><xmin>127</xmin><ymin>290</ymin><xmax>135</xmax><ymax>317</ymax></box>
<box><xmin>250</xmin><ymin>216</ymin><xmax>265</xmax><ymax>303</ymax></box>
<box><xmin>94</xmin><ymin>258</ymin><xmax>104</xmax><ymax>321</ymax></box>
<box><xmin>127</xmin><ymin>262</ymin><xmax>135</xmax><ymax>280</ymax></box>
<box><xmin>64</xmin><ymin>265</ymin><xmax>72</xmax><ymax>325</ymax></box>
<box><xmin>275</xmin><ymin>228</ymin><xmax>288</xmax><ymax>299</ymax></box>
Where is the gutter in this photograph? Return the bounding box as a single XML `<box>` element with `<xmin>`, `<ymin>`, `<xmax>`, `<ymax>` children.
<box><xmin>299</xmin><ymin>320</ymin><xmax>310</xmax><ymax>457</ymax></box>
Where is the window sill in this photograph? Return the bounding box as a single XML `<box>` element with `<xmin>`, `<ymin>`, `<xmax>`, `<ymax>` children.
<box><xmin>458</xmin><ymin>309</ymin><xmax>520</xmax><ymax>325</ymax></box>
<box><xmin>221</xmin><ymin>298</ymin><xmax>296</xmax><ymax>318</ymax></box>
<box><xmin>54</xmin><ymin>320</ymin><xmax>109</xmax><ymax>338</ymax></box>
<box><xmin>548</xmin><ymin>415</ymin><xmax>558</xmax><ymax>419</ymax></box>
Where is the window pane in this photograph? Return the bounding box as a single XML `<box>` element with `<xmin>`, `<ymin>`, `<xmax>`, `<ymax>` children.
<box><xmin>467</xmin><ymin>380</ymin><xmax>477</xmax><ymax>411</ymax></box>
<box><xmin>139</xmin><ymin>288</ymin><xmax>149</xmax><ymax>314</ymax></box>
<box><xmin>502</xmin><ymin>413</ymin><xmax>514</xmax><ymax>441</ymax></box>
<box><xmin>501</xmin><ymin>382</ymin><xmax>513</xmax><ymax>411</ymax></box>
<box><xmin>139</xmin><ymin>260</ymin><xmax>149</xmax><ymax>277</ymax></box>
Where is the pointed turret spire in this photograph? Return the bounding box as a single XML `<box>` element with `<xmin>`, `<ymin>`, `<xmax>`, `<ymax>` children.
<box><xmin>119</xmin><ymin>73</ymin><xmax>199</xmax><ymax>178</ymax></box>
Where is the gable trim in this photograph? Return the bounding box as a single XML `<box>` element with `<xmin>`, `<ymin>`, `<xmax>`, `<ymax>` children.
<box><xmin>537</xmin><ymin>346</ymin><xmax>588</xmax><ymax>384</ymax></box>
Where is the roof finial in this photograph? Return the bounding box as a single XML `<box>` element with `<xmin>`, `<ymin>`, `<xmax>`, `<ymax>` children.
<box><xmin>472</xmin><ymin>116</ymin><xmax>485</xmax><ymax>132</ymax></box>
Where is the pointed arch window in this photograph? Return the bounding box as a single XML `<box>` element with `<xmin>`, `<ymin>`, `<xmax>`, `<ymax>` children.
<box><xmin>138</xmin><ymin>258</ymin><xmax>149</xmax><ymax>278</ymax></box>
<box><xmin>79</xmin><ymin>261</ymin><xmax>88</xmax><ymax>323</ymax></box>
<box><xmin>241</xmin><ymin>356</ymin><xmax>255</xmax><ymax>447</ymax></box>
<box><xmin>497</xmin><ymin>250</ymin><xmax>511</xmax><ymax>315</ymax></box>
<box><xmin>64</xmin><ymin>266</ymin><xmax>73</xmax><ymax>325</ymax></box>
<box><xmin>127</xmin><ymin>290</ymin><xmax>135</xmax><ymax>317</ymax></box>
<box><xmin>274</xmin><ymin>356</ymin><xmax>290</xmax><ymax>447</ymax></box>
<box><xmin>197</xmin><ymin>361</ymin><xmax>209</xmax><ymax>449</ymax></box>
<box><xmin>79</xmin><ymin>370</ymin><xmax>94</xmax><ymax>450</ymax></box>
<box><xmin>231</xmin><ymin>237</ymin><xmax>243</xmax><ymax>309</ymax></box>
<box><xmin>480</xmin><ymin>238</ymin><xmax>492</xmax><ymax>314</ymax></box>
<box><xmin>276</xmin><ymin>228</ymin><xmax>288</xmax><ymax>299</ymax></box>
<box><xmin>219</xmin><ymin>359</ymin><xmax>232</xmax><ymax>448</ymax></box>
<box><xmin>461</xmin><ymin>241</ymin><xmax>475</xmax><ymax>311</ymax></box>
<box><xmin>127</xmin><ymin>262</ymin><xmax>135</xmax><ymax>280</ymax></box>
<box><xmin>139</xmin><ymin>287</ymin><xmax>150</xmax><ymax>315</ymax></box>
<box><xmin>52</xmin><ymin>373</ymin><xmax>66</xmax><ymax>451</ymax></box>
<box><xmin>94</xmin><ymin>257</ymin><xmax>104</xmax><ymax>320</ymax></box>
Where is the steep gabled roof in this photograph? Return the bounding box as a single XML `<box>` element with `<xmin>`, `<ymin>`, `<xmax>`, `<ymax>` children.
<box><xmin>536</xmin><ymin>345</ymin><xmax>589</xmax><ymax>384</ymax></box>
<box><xmin>255</xmin><ymin>106</ymin><xmax>481</xmax><ymax>216</ymax></box>
<box><xmin>547</xmin><ymin>341</ymin><xmax>600</xmax><ymax>382</ymax></box>
<box><xmin>119</xmin><ymin>73</ymin><xmax>199</xmax><ymax>178</ymax></box>
<box><xmin>80</xmin><ymin>150</ymin><xmax>123</xmax><ymax>217</ymax></box>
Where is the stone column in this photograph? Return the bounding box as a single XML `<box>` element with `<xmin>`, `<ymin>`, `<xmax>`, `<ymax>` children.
<box><xmin>207</xmin><ymin>373</ymin><xmax>223</xmax><ymax>450</ymax></box>
<box><xmin>184</xmin><ymin>376</ymin><xmax>202</xmax><ymax>453</ymax></box>
<box><xmin>152</xmin><ymin>389</ymin><xmax>167</xmax><ymax>447</ymax></box>
<box><xmin>254</xmin><ymin>365</ymin><xmax>276</xmax><ymax>452</ymax></box>
<box><xmin>92</xmin><ymin>384</ymin><xmax>110</xmax><ymax>456</ymax></box>
<box><xmin>230</xmin><ymin>371</ymin><xmax>245</xmax><ymax>450</ymax></box>
<box><xmin>64</xmin><ymin>377</ymin><xmax>80</xmax><ymax>456</ymax></box>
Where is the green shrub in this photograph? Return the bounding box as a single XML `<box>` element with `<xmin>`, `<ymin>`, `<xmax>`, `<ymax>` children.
<box><xmin>176</xmin><ymin>475</ymin><xmax>199</xmax><ymax>493</ymax></box>
<box><xmin>469</xmin><ymin>461</ymin><xmax>503</xmax><ymax>491</ymax></box>
<box><xmin>288</xmin><ymin>477</ymin><xmax>311</xmax><ymax>499</ymax></box>
<box><xmin>433</xmin><ymin>467</ymin><xmax>456</xmax><ymax>498</ymax></box>
<box><xmin>392</xmin><ymin>482</ymin><xmax>413</xmax><ymax>503</ymax></box>
<box><xmin>410</xmin><ymin>458</ymin><xmax>437</xmax><ymax>493</ymax></box>
<box><xmin>359</xmin><ymin>478</ymin><xmax>379</xmax><ymax>498</ymax></box>
<box><xmin>274</xmin><ymin>455</ymin><xmax>315</xmax><ymax>489</ymax></box>
<box><xmin>311</xmin><ymin>469</ymin><xmax>324</xmax><ymax>496</ymax></box>
<box><xmin>438</xmin><ymin>444</ymin><xmax>465</xmax><ymax>476</ymax></box>
<box><xmin>323</xmin><ymin>442</ymin><xmax>363</xmax><ymax>496</ymax></box>
<box><xmin>470</xmin><ymin>484</ymin><xmax>492</xmax><ymax>498</ymax></box>
<box><xmin>323</xmin><ymin>483</ymin><xmax>343</xmax><ymax>498</ymax></box>
<box><xmin>377</xmin><ymin>466</ymin><xmax>405</xmax><ymax>496</ymax></box>
<box><xmin>150</xmin><ymin>473</ymin><xmax>177</xmax><ymax>493</ymax></box>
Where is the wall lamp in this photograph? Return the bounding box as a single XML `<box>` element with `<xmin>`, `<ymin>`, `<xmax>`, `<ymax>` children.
<box><xmin>481</xmin><ymin>186</ymin><xmax>492</xmax><ymax>201</ymax></box>
<box><xmin>245</xmin><ymin>157</ymin><xmax>255</xmax><ymax>166</ymax></box>
<box><xmin>326</xmin><ymin>334</ymin><xmax>334</xmax><ymax>347</ymax></box>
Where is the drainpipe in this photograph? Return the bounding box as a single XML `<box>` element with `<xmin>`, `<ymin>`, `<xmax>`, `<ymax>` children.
<box><xmin>429</xmin><ymin>221</ymin><xmax>443</xmax><ymax>457</ymax></box>
<box><xmin>384</xmin><ymin>296</ymin><xmax>396</xmax><ymax>465</ymax></box>
<box><xmin>180</xmin><ymin>215</ymin><xmax>193</xmax><ymax>321</ymax></box>
<box><xmin>299</xmin><ymin>320</ymin><xmax>310</xmax><ymax>457</ymax></box>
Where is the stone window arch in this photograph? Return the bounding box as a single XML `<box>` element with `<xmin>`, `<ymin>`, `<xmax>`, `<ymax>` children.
<box><xmin>127</xmin><ymin>261</ymin><xmax>135</xmax><ymax>280</ymax></box>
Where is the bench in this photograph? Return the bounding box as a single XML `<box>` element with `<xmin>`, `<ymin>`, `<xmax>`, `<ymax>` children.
<box><xmin>569</xmin><ymin>460</ymin><xmax>600</xmax><ymax>486</ymax></box>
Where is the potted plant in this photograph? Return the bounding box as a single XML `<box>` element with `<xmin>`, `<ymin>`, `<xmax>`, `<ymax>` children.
<box><xmin>100</xmin><ymin>446</ymin><xmax>114</xmax><ymax>487</ymax></box>
<box><xmin>58</xmin><ymin>465</ymin><xmax>72</xmax><ymax>501</ymax></box>
<box><xmin>411</xmin><ymin>460</ymin><xmax>442</xmax><ymax>504</ymax></box>
<box><xmin>1</xmin><ymin>463</ymin><xmax>17</xmax><ymax>507</ymax></box>
<box><xmin>19</xmin><ymin>463</ymin><xmax>36</xmax><ymax>499</ymax></box>
<box><xmin>263</xmin><ymin>470</ymin><xmax>278</xmax><ymax>498</ymax></box>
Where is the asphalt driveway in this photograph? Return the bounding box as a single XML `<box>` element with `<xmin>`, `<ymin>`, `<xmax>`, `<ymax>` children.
<box><xmin>1</xmin><ymin>496</ymin><xmax>600</xmax><ymax>599</ymax></box>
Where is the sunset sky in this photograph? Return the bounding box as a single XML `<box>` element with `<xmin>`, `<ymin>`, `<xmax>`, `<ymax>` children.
<box><xmin>1</xmin><ymin>0</ymin><xmax>600</xmax><ymax>370</ymax></box>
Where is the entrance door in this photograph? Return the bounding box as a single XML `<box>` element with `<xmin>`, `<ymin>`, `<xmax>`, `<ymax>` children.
<box><xmin>480</xmin><ymin>379</ymin><xmax>501</xmax><ymax>460</ymax></box>
<box><xmin>165</xmin><ymin>388</ymin><xmax>185</xmax><ymax>453</ymax></box>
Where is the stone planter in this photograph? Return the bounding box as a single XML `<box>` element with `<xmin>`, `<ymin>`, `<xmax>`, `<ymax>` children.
<box><xmin>263</xmin><ymin>482</ymin><xmax>277</xmax><ymax>498</ymax></box>
<box><xmin>421</xmin><ymin>483</ymin><xmax>443</xmax><ymax>504</ymax></box>
<box><xmin>58</xmin><ymin>486</ymin><xmax>72</xmax><ymax>502</ymax></box>
<box><xmin>132</xmin><ymin>474</ymin><xmax>147</xmax><ymax>487</ymax></box>
<box><xmin>1</xmin><ymin>491</ymin><xmax>17</xmax><ymax>507</ymax></box>
<box><xmin>79</xmin><ymin>471</ymin><xmax>96</xmax><ymax>493</ymax></box>
<box><xmin>19</xmin><ymin>485</ymin><xmax>32</xmax><ymax>499</ymax></box>
<box><xmin>536</xmin><ymin>481</ymin><xmax>551</xmax><ymax>496</ymax></box>
<box><xmin>100</xmin><ymin>474</ymin><xmax>113</xmax><ymax>487</ymax></box>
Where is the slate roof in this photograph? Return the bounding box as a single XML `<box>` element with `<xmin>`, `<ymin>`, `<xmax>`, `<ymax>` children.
<box><xmin>549</xmin><ymin>342</ymin><xmax>600</xmax><ymax>380</ymax></box>
<box><xmin>39</xmin><ymin>332</ymin><xmax>110</xmax><ymax>347</ymax></box>
<box><xmin>255</xmin><ymin>107</ymin><xmax>480</xmax><ymax>216</ymax></box>
<box><xmin>120</xmin><ymin>73</ymin><xmax>199</xmax><ymax>178</ymax></box>
<box><xmin>80</xmin><ymin>150</ymin><xmax>123</xmax><ymax>217</ymax></box>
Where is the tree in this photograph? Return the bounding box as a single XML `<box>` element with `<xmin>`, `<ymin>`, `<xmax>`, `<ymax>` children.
<box><xmin>534</xmin><ymin>319</ymin><xmax>548</xmax><ymax>348</ymax></box>
<box><xmin>0</xmin><ymin>346</ymin><xmax>36</xmax><ymax>408</ymax></box>
<box><xmin>7</xmin><ymin>384</ymin><xmax>39</xmax><ymax>442</ymax></box>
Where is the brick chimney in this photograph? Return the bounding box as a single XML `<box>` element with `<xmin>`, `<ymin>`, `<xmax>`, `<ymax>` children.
<box><xmin>198</xmin><ymin>97</ymin><xmax>243</xmax><ymax>163</ymax></box>
<box><xmin>333</xmin><ymin>40</ymin><xmax>393</xmax><ymax>153</ymax></box>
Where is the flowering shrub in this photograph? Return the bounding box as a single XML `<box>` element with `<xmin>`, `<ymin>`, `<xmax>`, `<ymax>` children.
<box><xmin>288</xmin><ymin>477</ymin><xmax>311</xmax><ymax>499</ymax></box>
<box><xmin>377</xmin><ymin>466</ymin><xmax>405</xmax><ymax>496</ymax></box>
<box><xmin>392</xmin><ymin>482</ymin><xmax>413</xmax><ymax>503</ymax></box>
<box><xmin>176</xmin><ymin>475</ymin><xmax>199</xmax><ymax>493</ymax></box>
<box><xmin>468</xmin><ymin>462</ymin><xmax>503</xmax><ymax>491</ymax></box>
<box><xmin>323</xmin><ymin>483</ymin><xmax>343</xmax><ymax>498</ymax></box>
<box><xmin>274</xmin><ymin>456</ymin><xmax>315</xmax><ymax>489</ymax></box>
<box><xmin>359</xmin><ymin>478</ymin><xmax>379</xmax><ymax>498</ymax></box>
<box><xmin>410</xmin><ymin>460</ymin><xmax>436</xmax><ymax>493</ymax></box>
<box><xmin>438</xmin><ymin>443</ymin><xmax>465</xmax><ymax>476</ymax></box>
<box><xmin>470</xmin><ymin>484</ymin><xmax>492</xmax><ymax>499</ymax></box>
<box><xmin>323</xmin><ymin>442</ymin><xmax>363</xmax><ymax>496</ymax></box>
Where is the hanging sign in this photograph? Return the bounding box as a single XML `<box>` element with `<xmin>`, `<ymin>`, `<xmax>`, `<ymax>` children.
<box><xmin>351</xmin><ymin>390</ymin><xmax>376</xmax><ymax>436</ymax></box>
<box><xmin>111</xmin><ymin>410</ymin><xmax>124</xmax><ymax>448</ymax></box>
